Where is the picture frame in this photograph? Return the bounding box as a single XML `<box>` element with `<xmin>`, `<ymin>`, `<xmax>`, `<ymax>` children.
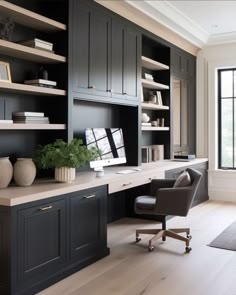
<box><xmin>0</xmin><ymin>61</ymin><xmax>11</xmax><ymax>82</ymax></box>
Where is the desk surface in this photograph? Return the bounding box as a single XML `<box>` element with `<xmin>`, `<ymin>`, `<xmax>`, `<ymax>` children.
<box><xmin>0</xmin><ymin>158</ymin><xmax>208</xmax><ymax>206</ymax></box>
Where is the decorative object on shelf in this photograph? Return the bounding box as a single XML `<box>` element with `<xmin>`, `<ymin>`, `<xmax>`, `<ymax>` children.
<box><xmin>0</xmin><ymin>119</ymin><xmax>13</xmax><ymax>123</ymax></box>
<box><xmin>152</xmin><ymin>145</ymin><xmax>164</xmax><ymax>161</ymax></box>
<box><xmin>0</xmin><ymin>157</ymin><xmax>13</xmax><ymax>188</ymax></box>
<box><xmin>35</xmin><ymin>138</ymin><xmax>100</xmax><ymax>183</ymax></box>
<box><xmin>156</xmin><ymin>91</ymin><xmax>163</xmax><ymax>105</ymax></box>
<box><xmin>24</xmin><ymin>79</ymin><xmax>57</xmax><ymax>88</ymax></box>
<box><xmin>0</xmin><ymin>61</ymin><xmax>11</xmax><ymax>82</ymax></box>
<box><xmin>148</xmin><ymin>91</ymin><xmax>157</xmax><ymax>103</ymax></box>
<box><xmin>151</xmin><ymin>121</ymin><xmax>158</xmax><ymax>127</ymax></box>
<box><xmin>144</xmin><ymin>73</ymin><xmax>154</xmax><ymax>81</ymax></box>
<box><xmin>12</xmin><ymin>111</ymin><xmax>49</xmax><ymax>124</ymax></box>
<box><xmin>156</xmin><ymin>118</ymin><xmax>165</xmax><ymax>127</ymax></box>
<box><xmin>0</xmin><ymin>17</ymin><xmax>14</xmax><ymax>41</ymax></box>
<box><xmin>39</xmin><ymin>66</ymin><xmax>48</xmax><ymax>80</ymax></box>
<box><xmin>141</xmin><ymin>112</ymin><xmax>150</xmax><ymax>123</ymax></box>
<box><xmin>19</xmin><ymin>38</ymin><xmax>54</xmax><ymax>52</ymax></box>
<box><xmin>141</xmin><ymin>146</ymin><xmax>152</xmax><ymax>163</ymax></box>
<box><xmin>13</xmin><ymin>158</ymin><xmax>36</xmax><ymax>186</ymax></box>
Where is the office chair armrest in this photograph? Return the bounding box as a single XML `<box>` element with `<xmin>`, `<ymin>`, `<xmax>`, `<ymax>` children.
<box><xmin>150</xmin><ymin>179</ymin><xmax>176</xmax><ymax>195</ymax></box>
<box><xmin>154</xmin><ymin>187</ymin><xmax>193</xmax><ymax>217</ymax></box>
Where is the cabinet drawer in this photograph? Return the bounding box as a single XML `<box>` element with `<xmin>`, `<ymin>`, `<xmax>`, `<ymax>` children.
<box><xmin>109</xmin><ymin>171</ymin><xmax>164</xmax><ymax>194</ymax></box>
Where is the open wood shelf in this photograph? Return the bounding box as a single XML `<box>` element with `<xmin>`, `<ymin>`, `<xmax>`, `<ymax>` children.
<box><xmin>141</xmin><ymin>102</ymin><xmax>169</xmax><ymax>110</ymax></box>
<box><xmin>141</xmin><ymin>126</ymin><xmax>170</xmax><ymax>131</ymax></box>
<box><xmin>141</xmin><ymin>79</ymin><xmax>169</xmax><ymax>90</ymax></box>
<box><xmin>141</xmin><ymin>56</ymin><xmax>169</xmax><ymax>71</ymax></box>
<box><xmin>0</xmin><ymin>39</ymin><xmax>66</xmax><ymax>63</ymax></box>
<box><xmin>0</xmin><ymin>81</ymin><xmax>66</xmax><ymax>96</ymax></box>
<box><xmin>0</xmin><ymin>1</ymin><xmax>66</xmax><ymax>32</ymax></box>
<box><xmin>0</xmin><ymin>123</ymin><xmax>66</xmax><ymax>130</ymax></box>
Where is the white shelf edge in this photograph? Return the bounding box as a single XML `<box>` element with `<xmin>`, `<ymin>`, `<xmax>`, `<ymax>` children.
<box><xmin>0</xmin><ymin>81</ymin><xmax>66</xmax><ymax>96</ymax></box>
<box><xmin>0</xmin><ymin>123</ymin><xmax>66</xmax><ymax>130</ymax></box>
<box><xmin>141</xmin><ymin>126</ymin><xmax>170</xmax><ymax>131</ymax></box>
<box><xmin>141</xmin><ymin>79</ymin><xmax>169</xmax><ymax>90</ymax></box>
<box><xmin>141</xmin><ymin>102</ymin><xmax>169</xmax><ymax>110</ymax></box>
<box><xmin>0</xmin><ymin>39</ymin><xmax>66</xmax><ymax>63</ymax></box>
<box><xmin>141</xmin><ymin>56</ymin><xmax>169</xmax><ymax>71</ymax></box>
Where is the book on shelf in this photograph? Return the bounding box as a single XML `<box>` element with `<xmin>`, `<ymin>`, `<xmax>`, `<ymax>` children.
<box><xmin>0</xmin><ymin>120</ymin><xmax>13</xmax><ymax>123</ymax></box>
<box><xmin>13</xmin><ymin>117</ymin><xmax>50</xmax><ymax>124</ymax></box>
<box><xmin>24</xmin><ymin>79</ymin><xmax>57</xmax><ymax>87</ymax></box>
<box><xmin>141</xmin><ymin>146</ymin><xmax>152</xmax><ymax>163</ymax></box>
<box><xmin>12</xmin><ymin>111</ymin><xmax>44</xmax><ymax>117</ymax></box>
<box><xmin>156</xmin><ymin>91</ymin><xmax>163</xmax><ymax>105</ymax></box>
<box><xmin>174</xmin><ymin>154</ymin><xmax>195</xmax><ymax>160</ymax></box>
<box><xmin>13</xmin><ymin>116</ymin><xmax>49</xmax><ymax>121</ymax></box>
<box><xmin>19</xmin><ymin>38</ymin><xmax>53</xmax><ymax>51</ymax></box>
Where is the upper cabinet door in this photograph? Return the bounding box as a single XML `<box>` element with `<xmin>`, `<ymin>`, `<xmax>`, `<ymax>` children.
<box><xmin>123</xmin><ymin>27</ymin><xmax>141</xmax><ymax>101</ymax></box>
<box><xmin>111</xmin><ymin>18</ymin><xmax>125</xmax><ymax>98</ymax></box>
<box><xmin>71</xmin><ymin>0</ymin><xmax>111</xmax><ymax>98</ymax></box>
<box><xmin>89</xmin><ymin>9</ymin><xmax>111</xmax><ymax>96</ymax></box>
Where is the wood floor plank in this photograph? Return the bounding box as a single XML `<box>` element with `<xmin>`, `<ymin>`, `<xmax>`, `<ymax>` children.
<box><xmin>38</xmin><ymin>200</ymin><xmax>236</xmax><ymax>295</ymax></box>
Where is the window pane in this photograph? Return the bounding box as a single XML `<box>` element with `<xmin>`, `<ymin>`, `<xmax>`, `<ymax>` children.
<box><xmin>221</xmin><ymin>99</ymin><xmax>233</xmax><ymax>167</ymax></box>
<box><xmin>221</xmin><ymin>71</ymin><xmax>233</xmax><ymax>98</ymax></box>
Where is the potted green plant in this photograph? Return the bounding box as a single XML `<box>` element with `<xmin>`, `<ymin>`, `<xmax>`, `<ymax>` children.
<box><xmin>35</xmin><ymin>138</ymin><xmax>99</xmax><ymax>183</ymax></box>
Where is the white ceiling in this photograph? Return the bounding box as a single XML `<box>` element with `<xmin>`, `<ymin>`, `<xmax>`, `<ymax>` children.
<box><xmin>126</xmin><ymin>0</ymin><xmax>236</xmax><ymax>47</ymax></box>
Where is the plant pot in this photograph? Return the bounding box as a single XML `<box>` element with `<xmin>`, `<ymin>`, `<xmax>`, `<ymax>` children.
<box><xmin>55</xmin><ymin>167</ymin><xmax>76</xmax><ymax>183</ymax></box>
<box><xmin>13</xmin><ymin>158</ymin><xmax>36</xmax><ymax>186</ymax></box>
<box><xmin>0</xmin><ymin>157</ymin><xmax>13</xmax><ymax>188</ymax></box>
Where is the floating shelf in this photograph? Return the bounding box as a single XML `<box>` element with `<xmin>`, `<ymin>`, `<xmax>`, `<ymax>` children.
<box><xmin>0</xmin><ymin>81</ymin><xmax>66</xmax><ymax>96</ymax></box>
<box><xmin>0</xmin><ymin>1</ymin><xmax>66</xmax><ymax>32</ymax></box>
<box><xmin>141</xmin><ymin>102</ymin><xmax>169</xmax><ymax>110</ymax></box>
<box><xmin>0</xmin><ymin>123</ymin><xmax>66</xmax><ymax>130</ymax></box>
<box><xmin>142</xmin><ymin>126</ymin><xmax>170</xmax><ymax>131</ymax></box>
<box><xmin>141</xmin><ymin>79</ymin><xmax>169</xmax><ymax>90</ymax></box>
<box><xmin>0</xmin><ymin>39</ymin><xmax>66</xmax><ymax>64</ymax></box>
<box><xmin>141</xmin><ymin>56</ymin><xmax>169</xmax><ymax>71</ymax></box>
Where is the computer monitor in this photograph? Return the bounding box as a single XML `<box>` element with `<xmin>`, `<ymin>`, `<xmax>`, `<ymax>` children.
<box><xmin>85</xmin><ymin>128</ymin><xmax>127</xmax><ymax>171</ymax></box>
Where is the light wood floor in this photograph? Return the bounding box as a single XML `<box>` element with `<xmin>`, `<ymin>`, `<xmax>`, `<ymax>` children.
<box><xmin>38</xmin><ymin>200</ymin><xmax>236</xmax><ymax>295</ymax></box>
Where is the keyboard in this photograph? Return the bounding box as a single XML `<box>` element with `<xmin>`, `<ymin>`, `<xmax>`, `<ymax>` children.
<box><xmin>116</xmin><ymin>168</ymin><xmax>142</xmax><ymax>174</ymax></box>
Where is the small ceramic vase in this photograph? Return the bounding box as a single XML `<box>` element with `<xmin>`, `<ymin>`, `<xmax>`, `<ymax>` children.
<box><xmin>141</xmin><ymin>113</ymin><xmax>150</xmax><ymax>123</ymax></box>
<box><xmin>55</xmin><ymin>167</ymin><xmax>76</xmax><ymax>183</ymax></box>
<box><xmin>13</xmin><ymin>158</ymin><xmax>36</xmax><ymax>186</ymax></box>
<box><xmin>0</xmin><ymin>157</ymin><xmax>13</xmax><ymax>188</ymax></box>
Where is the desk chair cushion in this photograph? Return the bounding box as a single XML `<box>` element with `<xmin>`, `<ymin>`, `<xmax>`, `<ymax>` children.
<box><xmin>135</xmin><ymin>195</ymin><xmax>156</xmax><ymax>210</ymax></box>
<box><xmin>173</xmin><ymin>170</ymin><xmax>191</xmax><ymax>188</ymax></box>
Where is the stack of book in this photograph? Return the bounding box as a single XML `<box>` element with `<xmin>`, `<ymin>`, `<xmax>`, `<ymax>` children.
<box><xmin>20</xmin><ymin>38</ymin><xmax>54</xmax><ymax>52</ymax></box>
<box><xmin>12</xmin><ymin>112</ymin><xmax>49</xmax><ymax>124</ymax></box>
<box><xmin>141</xmin><ymin>122</ymin><xmax>151</xmax><ymax>126</ymax></box>
<box><xmin>24</xmin><ymin>79</ymin><xmax>57</xmax><ymax>88</ymax></box>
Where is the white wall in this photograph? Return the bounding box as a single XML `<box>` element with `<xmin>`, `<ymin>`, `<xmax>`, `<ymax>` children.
<box><xmin>197</xmin><ymin>43</ymin><xmax>236</xmax><ymax>202</ymax></box>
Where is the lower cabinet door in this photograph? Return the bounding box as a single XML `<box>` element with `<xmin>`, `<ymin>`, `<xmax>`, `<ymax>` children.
<box><xmin>69</xmin><ymin>187</ymin><xmax>107</xmax><ymax>262</ymax></box>
<box><xmin>17</xmin><ymin>199</ymin><xmax>66</xmax><ymax>287</ymax></box>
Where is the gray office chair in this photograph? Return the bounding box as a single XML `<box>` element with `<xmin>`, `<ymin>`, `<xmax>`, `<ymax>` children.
<box><xmin>134</xmin><ymin>168</ymin><xmax>202</xmax><ymax>253</ymax></box>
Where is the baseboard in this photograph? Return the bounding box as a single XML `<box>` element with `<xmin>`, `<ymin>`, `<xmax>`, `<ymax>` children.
<box><xmin>209</xmin><ymin>191</ymin><xmax>236</xmax><ymax>202</ymax></box>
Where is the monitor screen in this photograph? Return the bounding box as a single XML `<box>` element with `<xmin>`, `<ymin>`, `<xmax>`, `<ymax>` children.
<box><xmin>85</xmin><ymin>128</ymin><xmax>126</xmax><ymax>169</ymax></box>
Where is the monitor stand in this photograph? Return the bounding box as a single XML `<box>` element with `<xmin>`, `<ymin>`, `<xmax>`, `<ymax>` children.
<box><xmin>94</xmin><ymin>167</ymin><xmax>104</xmax><ymax>177</ymax></box>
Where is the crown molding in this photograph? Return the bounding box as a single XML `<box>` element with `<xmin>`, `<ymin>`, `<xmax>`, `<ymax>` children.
<box><xmin>126</xmin><ymin>0</ymin><xmax>208</xmax><ymax>47</ymax></box>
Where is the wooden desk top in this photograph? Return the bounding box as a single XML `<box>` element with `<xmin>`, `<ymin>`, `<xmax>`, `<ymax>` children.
<box><xmin>0</xmin><ymin>158</ymin><xmax>208</xmax><ymax>206</ymax></box>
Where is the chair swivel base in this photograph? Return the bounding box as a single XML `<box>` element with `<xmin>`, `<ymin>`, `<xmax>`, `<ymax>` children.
<box><xmin>136</xmin><ymin>228</ymin><xmax>192</xmax><ymax>253</ymax></box>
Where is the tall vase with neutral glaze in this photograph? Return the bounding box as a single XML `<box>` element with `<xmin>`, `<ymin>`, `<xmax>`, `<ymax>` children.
<box><xmin>13</xmin><ymin>158</ymin><xmax>36</xmax><ymax>186</ymax></box>
<box><xmin>0</xmin><ymin>157</ymin><xmax>13</xmax><ymax>188</ymax></box>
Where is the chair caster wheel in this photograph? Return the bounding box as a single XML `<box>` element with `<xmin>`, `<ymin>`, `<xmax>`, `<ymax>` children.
<box><xmin>187</xmin><ymin>234</ymin><xmax>192</xmax><ymax>239</ymax></box>
<box><xmin>148</xmin><ymin>246</ymin><xmax>154</xmax><ymax>252</ymax></box>
<box><xmin>136</xmin><ymin>237</ymin><xmax>141</xmax><ymax>243</ymax></box>
<box><xmin>185</xmin><ymin>246</ymin><xmax>192</xmax><ymax>253</ymax></box>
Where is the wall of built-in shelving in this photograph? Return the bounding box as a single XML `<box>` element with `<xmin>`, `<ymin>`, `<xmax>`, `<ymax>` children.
<box><xmin>0</xmin><ymin>0</ymin><xmax>68</xmax><ymax>158</ymax></box>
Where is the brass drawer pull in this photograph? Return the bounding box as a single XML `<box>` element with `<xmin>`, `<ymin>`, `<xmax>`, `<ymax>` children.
<box><xmin>39</xmin><ymin>205</ymin><xmax>53</xmax><ymax>211</ymax></box>
<box><xmin>84</xmin><ymin>194</ymin><xmax>96</xmax><ymax>199</ymax></box>
<box><xmin>123</xmin><ymin>182</ymin><xmax>132</xmax><ymax>186</ymax></box>
<box><xmin>88</xmin><ymin>85</ymin><xmax>95</xmax><ymax>89</ymax></box>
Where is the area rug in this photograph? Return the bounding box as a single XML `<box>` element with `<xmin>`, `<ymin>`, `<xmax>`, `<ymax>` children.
<box><xmin>208</xmin><ymin>220</ymin><xmax>236</xmax><ymax>251</ymax></box>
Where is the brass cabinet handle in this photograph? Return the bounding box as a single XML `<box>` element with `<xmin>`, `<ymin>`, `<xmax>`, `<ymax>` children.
<box><xmin>123</xmin><ymin>182</ymin><xmax>132</xmax><ymax>186</ymax></box>
<box><xmin>107</xmin><ymin>89</ymin><xmax>113</xmax><ymax>93</ymax></box>
<box><xmin>39</xmin><ymin>205</ymin><xmax>53</xmax><ymax>211</ymax></box>
<box><xmin>88</xmin><ymin>85</ymin><xmax>95</xmax><ymax>89</ymax></box>
<box><xmin>122</xmin><ymin>92</ymin><xmax>127</xmax><ymax>95</ymax></box>
<box><xmin>84</xmin><ymin>194</ymin><xmax>96</xmax><ymax>199</ymax></box>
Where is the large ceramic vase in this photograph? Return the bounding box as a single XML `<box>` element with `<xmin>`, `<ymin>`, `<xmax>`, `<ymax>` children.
<box><xmin>0</xmin><ymin>157</ymin><xmax>13</xmax><ymax>188</ymax></box>
<box><xmin>13</xmin><ymin>158</ymin><xmax>36</xmax><ymax>186</ymax></box>
<box><xmin>55</xmin><ymin>167</ymin><xmax>76</xmax><ymax>183</ymax></box>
